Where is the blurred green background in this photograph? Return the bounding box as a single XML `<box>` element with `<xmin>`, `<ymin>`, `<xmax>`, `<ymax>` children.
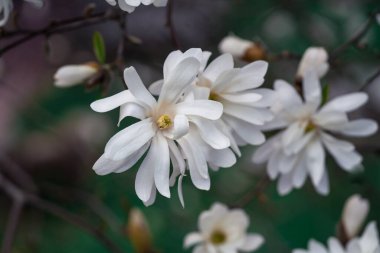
<box><xmin>1</xmin><ymin>0</ymin><xmax>380</xmax><ymax>252</ymax></box>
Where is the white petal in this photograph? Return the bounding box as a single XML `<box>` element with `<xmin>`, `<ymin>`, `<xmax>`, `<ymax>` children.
<box><xmin>313</xmin><ymin>111</ymin><xmax>348</xmax><ymax>131</ymax></box>
<box><xmin>148</xmin><ymin>79</ymin><xmax>163</xmax><ymax>96</ymax></box>
<box><xmin>223</xmin><ymin>103</ymin><xmax>273</xmax><ymax>126</ymax></box>
<box><xmin>135</xmin><ymin>142</ymin><xmax>156</xmax><ymax>202</ymax></box>
<box><xmin>359</xmin><ymin>222</ymin><xmax>379</xmax><ymax>253</ymax></box>
<box><xmin>91</xmin><ymin>90</ymin><xmax>137</xmax><ymax>113</ymax></box>
<box><xmin>303</xmin><ymin>71</ymin><xmax>321</xmax><ymax>108</ymax></box>
<box><xmin>105</xmin><ymin>119</ymin><xmax>155</xmax><ymax>160</ymax></box>
<box><xmin>193</xmin><ymin>245</ymin><xmax>208</xmax><ymax>253</ymax></box>
<box><xmin>175</xmin><ymin>100</ymin><xmax>223</xmax><ymax>120</ymax></box>
<box><xmin>124</xmin><ymin>67</ymin><xmax>156</xmax><ymax>108</ymax></box>
<box><xmin>239</xmin><ymin>234</ymin><xmax>265</xmax><ymax>252</ymax></box>
<box><xmin>168</xmin><ymin>140</ymin><xmax>185</xmax><ymax>175</ymax></box>
<box><xmin>165</xmin><ymin>114</ymin><xmax>189</xmax><ymax>140</ymax></box>
<box><xmin>199</xmin><ymin>203</ymin><xmax>228</xmax><ymax>234</ymax></box>
<box><xmin>315</xmin><ymin>170</ymin><xmax>329</xmax><ymax>196</ymax></box>
<box><xmin>297</xmin><ymin>47</ymin><xmax>329</xmax><ymax>79</ymax></box>
<box><xmin>342</xmin><ymin>194</ymin><xmax>370</xmax><ymax>239</ymax></box>
<box><xmin>306</xmin><ymin>139</ymin><xmax>325</xmax><ymax>186</ymax></box>
<box><xmin>322</xmin><ymin>133</ymin><xmax>362</xmax><ymax>171</ymax></box>
<box><xmin>191</xmin><ymin>118</ymin><xmax>230</xmax><ymax>149</ymax></box>
<box><xmin>153</xmin><ymin>134</ymin><xmax>171</xmax><ymax>198</ymax></box>
<box><xmin>278</xmin><ymin>173</ymin><xmax>294</xmax><ymax>195</ymax></box>
<box><xmin>327</xmin><ymin>238</ymin><xmax>345</xmax><ymax>253</ymax></box>
<box><xmin>178</xmin><ymin>174</ymin><xmax>185</xmax><ymax>207</ymax></box>
<box><xmin>219</xmin><ymin>92</ymin><xmax>263</xmax><ymax>105</ymax></box>
<box><xmin>153</xmin><ymin>0</ymin><xmax>168</xmax><ymax>7</ymax></box>
<box><xmin>184</xmin><ymin>232</ymin><xmax>203</xmax><ymax>248</ymax></box>
<box><xmin>281</xmin><ymin>122</ymin><xmax>307</xmax><ymax>148</ymax></box>
<box><xmin>308</xmin><ymin>239</ymin><xmax>329</xmax><ymax>253</ymax></box>
<box><xmin>118</xmin><ymin>103</ymin><xmax>146</xmax><ymax>125</ymax></box>
<box><xmin>159</xmin><ymin>57</ymin><xmax>200</xmax><ymax>104</ymax></box>
<box><xmin>252</xmin><ymin>134</ymin><xmax>281</xmax><ymax>164</ymax></box>
<box><xmin>321</xmin><ymin>93</ymin><xmax>368</xmax><ymax>113</ymax></box>
<box><xmin>224</xmin><ymin>116</ymin><xmax>266</xmax><ymax>145</ymax></box>
<box><xmin>272</xmin><ymin>80</ymin><xmax>303</xmax><ymax>111</ymax></box>
<box><xmin>340</xmin><ymin>119</ymin><xmax>378</xmax><ymax>137</ymax></box>
<box><xmin>203</xmin><ymin>53</ymin><xmax>234</xmax><ymax>82</ymax></box>
<box><xmin>207</xmin><ymin>148</ymin><xmax>236</xmax><ymax>168</ymax></box>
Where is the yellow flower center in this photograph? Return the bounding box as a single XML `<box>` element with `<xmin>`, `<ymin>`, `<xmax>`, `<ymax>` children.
<box><xmin>209</xmin><ymin>92</ymin><xmax>220</xmax><ymax>101</ymax></box>
<box><xmin>305</xmin><ymin>121</ymin><xmax>316</xmax><ymax>133</ymax></box>
<box><xmin>156</xmin><ymin>114</ymin><xmax>173</xmax><ymax>130</ymax></box>
<box><xmin>210</xmin><ymin>230</ymin><xmax>227</xmax><ymax>245</ymax></box>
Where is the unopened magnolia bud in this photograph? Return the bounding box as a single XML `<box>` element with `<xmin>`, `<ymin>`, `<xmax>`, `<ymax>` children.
<box><xmin>341</xmin><ymin>194</ymin><xmax>369</xmax><ymax>239</ymax></box>
<box><xmin>54</xmin><ymin>62</ymin><xmax>100</xmax><ymax>88</ymax></box>
<box><xmin>218</xmin><ymin>35</ymin><xmax>266</xmax><ymax>61</ymax></box>
<box><xmin>296</xmin><ymin>47</ymin><xmax>329</xmax><ymax>80</ymax></box>
<box><xmin>126</xmin><ymin>208</ymin><xmax>154</xmax><ymax>253</ymax></box>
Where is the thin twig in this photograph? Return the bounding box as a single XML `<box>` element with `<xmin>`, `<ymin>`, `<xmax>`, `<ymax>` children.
<box><xmin>360</xmin><ymin>67</ymin><xmax>380</xmax><ymax>91</ymax></box>
<box><xmin>0</xmin><ymin>11</ymin><xmax>120</xmax><ymax>56</ymax></box>
<box><xmin>232</xmin><ymin>175</ymin><xmax>270</xmax><ymax>208</ymax></box>
<box><xmin>166</xmin><ymin>0</ymin><xmax>180</xmax><ymax>49</ymax></box>
<box><xmin>330</xmin><ymin>10</ymin><xmax>380</xmax><ymax>62</ymax></box>
<box><xmin>1</xmin><ymin>201</ymin><xmax>24</xmax><ymax>253</ymax></box>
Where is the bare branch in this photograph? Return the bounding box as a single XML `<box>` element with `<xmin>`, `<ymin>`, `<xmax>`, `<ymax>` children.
<box><xmin>166</xmin><ymin>0</ymin><xmax>181</xmax><ymax>49</ymax></box>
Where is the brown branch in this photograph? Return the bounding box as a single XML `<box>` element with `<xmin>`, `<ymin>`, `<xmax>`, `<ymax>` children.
<box><xmin>0</xmin><ymin>164</ymin><xmax>125</xmax><ymax>253</ymax></box>
<box><xmin>232</xmin><ymin>174</ymin><xmax>270</xmax><ymax>208</ymax></box>
<box><xmin>0</xmin><ymin>10</ymin><xmax>120</xmax><ymax>57</ymax></box>
<box><xmin>360</xmin><ymin>67</ymin><xmax>380</xmax><ymax>91</ymax></box>
<box><xmin>166</xmin><ymin>0</ymin><xmax>181</xmax><ymax>49</ymax></box>
<box><xmin>330</xmin><ymin>9</ymin><xmax>380</xmax><ymax>62</ymax></box>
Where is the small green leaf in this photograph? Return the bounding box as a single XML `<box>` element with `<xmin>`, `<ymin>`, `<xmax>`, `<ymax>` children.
<box><xmin>92</xmin><ymin>31</ymin><xmax>106</xmax><ymax>64</ymax></box>
<box><xmin>321</xmin><ymin>84</ymin><xmax>330</xmax><ymax>105</ymax></box>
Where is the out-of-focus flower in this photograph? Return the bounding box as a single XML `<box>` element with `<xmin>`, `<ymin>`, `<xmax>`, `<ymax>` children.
<box><xmin>184</xmin><ymin>203</ymin><xmax>264</xmax><ymax>253</ymax></box>
<box><xmin>54</xmin><ymin>62</ymin><xmax>100</xmax><ymax>88</ymax></box>
<box><xmin>296</xmin><ymin>47</ymin><xmax>329</xmax><ymax>80</ymax></box>
<box><xmin>253</xmin><ymin>72</ymin><xmax>378</xmax><ymax>195</ymax></box>
<box><xmin>105</xmin><ymin>0</ymin><xmax>167</xmax><ymax>13</ymax></box>
<box><xmin>0</xmin><ymin>0</ymin><xmax>43</xmax><ymax>27</ymax></box>
<box><xmin>218</xmin><ymin>35</ymin><xmax>267</xmax><ymax>61</ymax></box>
<box><xmin>341</xmin><ymin>194</ymin><xmax>369</xmax><ymax>240</ymax></box>
<box><xmin>91</xmin><ymin>49</ymin><xmax>224</xmax><ymax>206</ymax></box>
<box><xmin>293</xmin><ymin>222</ymin><xmax>379</xmax><ymax>253</ymax></box>
<box><xmin>126</xmin><ymin>208</ymin><xmax>153</xmax><ymax>253</ymax></box>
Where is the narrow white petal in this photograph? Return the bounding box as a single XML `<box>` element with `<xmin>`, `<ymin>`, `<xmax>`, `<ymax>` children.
<box><xmin>148</xmin><ymin>80</ymin><xmax>164</xmax><ymax>96</ymax></box>
<box><xmin>118</xmin><ymin>103</ymin><xmax>146</xmax><ymax>125</ymax></box>
<box><xmin>303</xmin><ymin>71</ymin><xmax>321</xmax><ymax>108</ymax></box>
<box><xmin>203</xmin><ymin>53</ymin><xmax>234</xmax><ymax>82</ymax></box>
<box><xmin>327</xmin><ymin>238</ymin><xmax>345</xmax><ymax>253</ymax></box>
<box><xmin>135</xmin><ymin>143</ymin><xmax>156</xmax><ymax>202</ymax></box>
<box><xmin>239</xmin><ymin>234</ymin><xmax>265</xmax><ymax>251</ymax></box>
<box><xmin>165</xmin><ymin>114</ymin><xmax>189</xmax><ymax>140</ymax></box>
<box><xmin>340</xmin><ymin>119</ymin><xmax>378</xmax><ymax>137</ymax></box>
<box><xmin>207</xmin><ymin>148</ymin><xmax>236</xmax><ymax>168</ymax></box>
<box><xmin>184</xmin><ymin>232</ymin><xmax>203</xmax><ymax>248</ymax></box>
<box><xmin>321</xmin><ymin>93</ymin><xmax>368</xmax><ymax>113</ymax></box>
<box><xmin>91</xmin><ymin>90</ymin><xmax>137</xmax><ymax>113</ymax></box>
<box><xmin>175</xmin><ymin>100</ymin><xmax>223</xmax><ymax>120</ymax></box>
<box><xmin>153</xmin><ymin>134</ymin><xmax>171</xmax><ymax>198</ymax></box>
<box><xmin>359</xmin><ymin>222</ymin><xmax>380</xmax><ymax>253</ymax></box>
<box><xmin>223</xmin><ymin>103</ymin><xmax>273</xmax><ymax>126</ymax></box>
<box><xmin>224</xmin><ymin>116</ymin><xmax>266</xmax><ymax>145</ymax></box>
<box><xmin>123</xmin><ymin>67</ymin><xmax>156</xmax><ymax>108</ymax></box>
<box><xmin>306</xmin><ymin>139</ymin><xmax>325</xmax><ymax>186</ymax></box>
<box><xmin>191</xmin><ymin>118</ymin><xmax>230</xmax><ymax>149</ymax></box>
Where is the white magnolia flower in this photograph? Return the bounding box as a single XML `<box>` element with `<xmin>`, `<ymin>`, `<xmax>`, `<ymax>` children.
<box><xmin>184</xmin><ymin>203</ymin><xmax>265</xmax><ymax>253</ymax></box>
<box><xmin>296</xmin><ymin>47</ymin><xmax>329</xmax><ymax>79</ymax></box>
<box><xmin>150</xmin><ymin>50</ymin><xmax>273</xmax><ymax>156</ymax></box>
<box><xmin>342</xmin><ymin>194</ymin><xmax>369</xmax><ymax>239</ymax></box>
<box><xmin>91</xmin><ymin>50</ymin><xmax>225</xmax><ymax>205</ymax></box>
<box><xmin>293</xmin><ymin>222</ymin><xmax>380</xmax><ymax>253</ymax></box>
<box><xmin>0</xmin><ymin>0</ymin><xmax>43</xmax><ymax>27</ymax></box>
<box><xmin>253</xmin><ymin>72</ymin><xmax>378</xmax><ymax>195</ymax></box>
<box><xmin>54</xmin><ymin>63</ymin><xmax>100</xmax><ymax>88</ymax></box>
<box><xmin>105</xmin><ymin>0</ymin><xmax>167</xmax><ymax>13</ymax></box>
<box><xmin>218</xmin><ymin>35</ymin><xmax>256</xmax><ymax>59</ymax></box>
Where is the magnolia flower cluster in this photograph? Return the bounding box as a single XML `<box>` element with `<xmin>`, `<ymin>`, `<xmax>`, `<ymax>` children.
<box><xmin>253</xmin><ymin>47</ymin><xmax>378</xmax><ymax>195</ymax></box>
<box><xmin>293</xmin><ymin>194</ymin><xmax>379</xmax><ymax>253</ymax></box>
<box><xmin>184</xmin><ymin>203</ymin><xmax>264</xmax><ymax>253</ymax></box>
<box><xmin>90</xmin><ymin>48</ymin><xmax>272</xmax><ymax>205</ymax></box>
<box><xmin>104</xmin><ymin>0</ymin><xmax>167</xmax><ymax>13</ymax></box>
<box><xmin>0</xmin><ymin>0</ymin><xmax>43</xmax><ymax>26</ymax></box>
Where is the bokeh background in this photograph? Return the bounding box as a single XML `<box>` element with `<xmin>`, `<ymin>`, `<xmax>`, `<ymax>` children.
<box><xmin>1</xmin><ymin>0</ymin><xmax>380</xmax><ymax>252</ymax></box>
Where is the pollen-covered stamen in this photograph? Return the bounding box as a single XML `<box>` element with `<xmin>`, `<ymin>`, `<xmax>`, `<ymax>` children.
<box><xmin>305</xmin><ymin>120</ymin><xmax>317</xmax><ymax>133</ymax></box>
<box><xmin>209</xmin><ymin>230</ymin><xmax>227</xmax><ymax>245</ymax></box>
<box><xmin>209</xmin><ymin>92</ymin><xmax>220</xmax><ymax>101</ymax></box>
<box><xmin>156</xmin><ymin>114</ymin><xmax>173</xmax><ymax>130</ymax></box>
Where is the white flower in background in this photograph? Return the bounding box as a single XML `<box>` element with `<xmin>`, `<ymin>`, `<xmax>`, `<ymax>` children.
<box><xmin>253</xmin><ymin>71</ymin><xmax>378</xmax><ymax>195</ymax></box>
<box><xmin>293</xmin><ymin>222</ymin><xmax>379</xmax><ymax>253</ymax></box>
<box><xmin>0</xmin><ymin>0</ymin><xmax>43</xmax><ymax>27</ymax></box>
<box><xmin>219</xmin><ymin>35</ymin><xmax>255</xmax><ymax>59</ymax></box>
<box><xmin>184</xmin><ymin>203</ymin><xmax>265</xmax><ymax>253</ymax></box>
<box><xmin>342</xmin><ymin>194</ymin><xmax>369</xmax><ymax>239</ymax></box>
<box><xmin>296</xmin><ymin>47</ymin><xmax>329</xmax><ymax>79</ymax></box>
<box><xmin>54</xmin><ymin>63</ymin><xmax>100</xmax><ymax>88</ymax></box>
<box><xmin>218</xmin><ymin>35</ymin><xmax>267</xmax><ymax>62</ymax></box>
<box><xmin>91</xmin><ymin>50</ymin><xmax>225</xmax><ymax>206</ymax></box>
<box><xmin>105</xmin><ymin>0</ymin><xmax>167</xmax><ymax>13</ymax></box>
<box><xmin>195</xmin><ymin>54</ymin><xmax>273</xmax><ymax>155</ymax></box>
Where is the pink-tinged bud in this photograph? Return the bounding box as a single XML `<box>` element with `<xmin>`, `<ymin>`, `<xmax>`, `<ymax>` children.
<box><xmin>341</xmin><ymin>194</ymin><xmax>369</xmax><ymax>239</ymax></box>
<box><xmin>296</xmin><ymin>47</ymin><xmax>329</xmax><ymax>79</ymax></box>
<box><xmin>54</xmin><ymin>62</ymin><xmax>100</xmax><ymax>88</ymax></box>
<box><xmin>219</xmin><ymin>35</ymin><xmax>267</xmax><ymax>61</ymax></box>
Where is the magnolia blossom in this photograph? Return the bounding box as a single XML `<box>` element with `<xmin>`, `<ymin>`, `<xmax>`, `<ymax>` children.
<box><xmin>105</xmin><ymin>0</ymin><xmax>167</xmax><ymax>13</ymax></box>
<box><xmin>293</xmin><ymin>222</ymin><xmax>380</xmax><ymax>253</ymax></box>
<box><xmin>218</xmin><ymin>35</ymin><xmax>266</xmax><ymax>62</ymax></box>
<box><xmin>184</xmin><ymin>203</ymin><xmax>264</xmax><ymax>253</ymax></box>
<box><xmin>342</xmin><ymin>194</ymin><xmax>369</xmax><ymax>239</ymax></box>
<box><xmin>91</xmin><ymin>50</ymin><xmax>226</xmax><ymax>205</ymax></box>
<box><xmin>253</xmin><ymin>72</ymin><xmax>378</xmax><ymax>195</ymax></box>
<box><xmin>0</xmin><ymin>0</ymin><xmax>43</xmax><ymax>26</ymax></box>
<box><xmin>54</xmin><ymin>63</ymin><xmax>100</xmax><ymax>88</ymax></box>
<box><xmin>296</xmin><ymin>47</ymin><xmax>329</xmax><ymax>79</ymax></box>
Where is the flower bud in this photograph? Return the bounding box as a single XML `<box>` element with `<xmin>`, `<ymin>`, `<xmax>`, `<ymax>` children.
<box><xmin>54</xmin><ymin>62</ymin><xmax>100</xmax><ymax>88</ymax></box>
<box><xmin>341</xmin><ymin>194</ymin><xmax>369</xmax><ymax>239</ymax></box>
<box><xmin>126</xmin><ymin>208</ymin><xmax>154</xmax><ymax>253</ymax></box>
<box><xmin>296</xmin><ymin>47</ymin><xmax>329</xmax><ymax>80</ymax></box>
<box><xmin>218</xmin><ymin>35</ymin><xmax>267</xmax><ymax>61</ymax></box>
